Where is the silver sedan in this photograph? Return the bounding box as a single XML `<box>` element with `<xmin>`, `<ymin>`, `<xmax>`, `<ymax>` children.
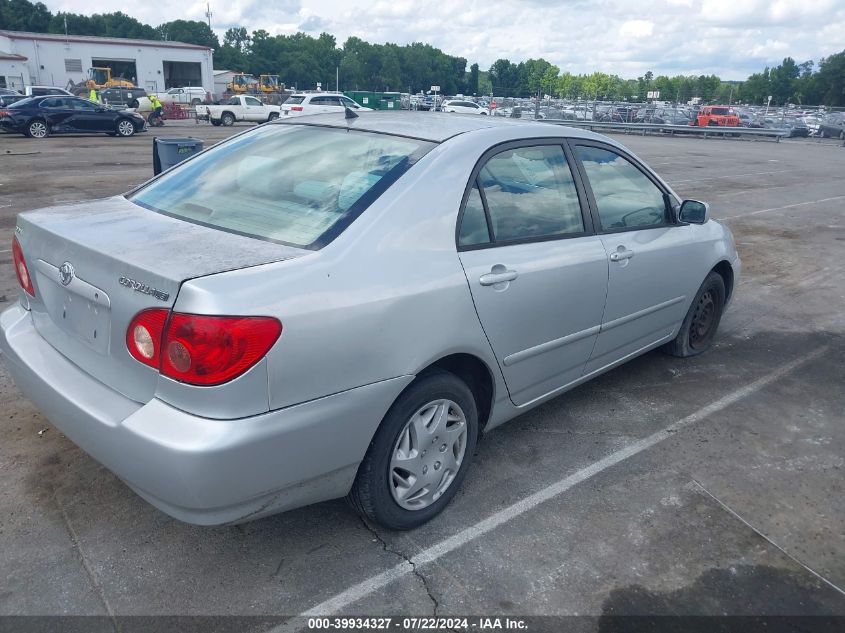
<box><xmin>1</xmin><ymin>113</ymin><xmax>740</xmax><ymax>529</ymax></box>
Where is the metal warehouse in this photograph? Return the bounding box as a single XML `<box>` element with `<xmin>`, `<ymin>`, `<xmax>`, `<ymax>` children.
<box><xmin>0</xmin><ymin>30</ymin><xmax>213</xmax><ymax>94</ymax></box>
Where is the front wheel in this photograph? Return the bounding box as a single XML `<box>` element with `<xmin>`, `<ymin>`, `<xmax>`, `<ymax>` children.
<box><xmin>662</xmin><ymin>271</ymin><xmax>726</xmax><ymax>357</ymax></box>
<box><xmin>116</xmin><ymin>118</ymin><xmax>135</xmax><ymax>137</ymax></box>
<box><xmin>211</xmin><ymin>120</ymin><xmax>222</xmax><ymax>127</ymax></box>
<box><xmin>349</xmin><ymin>371</ymin><xmax>479</xmax><ymax>530</ymax></box>
<box><xmin>221</xmin><ymin>112</ymin><xmax>235</xmax><ymax>126</ymax></box>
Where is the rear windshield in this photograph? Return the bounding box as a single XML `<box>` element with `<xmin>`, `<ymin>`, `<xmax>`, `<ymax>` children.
<box><xmin>287</xmin><ymin>96</ymin><xmax>306</xmax><ymax>104</ymax></box>
<box><xmin>129</xmin><ymin>124</ymin><xmax>433</xmax><ymax>249</ymax></box>
<box><xmin>8</xmin><ymin>97</ymin><xmax>33</xmax><ymax>109</ymax></box>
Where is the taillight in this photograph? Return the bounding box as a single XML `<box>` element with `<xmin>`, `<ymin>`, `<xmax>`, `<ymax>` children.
<box><xmin>126</xmin><ymin>310</ymin><xmax>282</xmax><ymax>386</ymax></box>
<box><xmin>291</xmin><ymin>105</ymin><xmax>304</xmax><ymax>111</ymax></box>
<box><xmin>12</xmin><ymin>236</ymin><xmax>35</xmax><ymax>296</ymax></box>
<box><xmin>126</xmin><ymin>308</ymin><xmax>169</xmax><ymax>368</ymax></box>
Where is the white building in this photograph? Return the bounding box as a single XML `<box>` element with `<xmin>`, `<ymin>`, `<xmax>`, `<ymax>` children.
<box><xmin>0</xmin><ymin>30</ymin><xmax>213</xmax><ymax>94</ymax></box>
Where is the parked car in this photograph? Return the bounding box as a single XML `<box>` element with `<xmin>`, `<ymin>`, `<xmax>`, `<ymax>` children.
<box><xmin>442</xmin><ymin>99</ymin><xmax>488</xmax><ymax>115</ymax></box>
<box><xmin>0</xmin><ymin>88</ymin><xmax>25</xmax><ymax>108</ymax></box>
<box><xmin>1</xmin><ymin>113</ymin><xmax>739</xmax><ymax>529</ymax></box>
<box><xmin>762</xmin><ymin>117</ymin><xmax>809</xmax><ymax>138</ymax></box>
<box><xmin>281</xmin><ymin>92</ymin><xmax>372</xmax><ymax>117</ymax></box>
<box><xmin>195</xmin><ymin>95</ymin><xmax>281</xmax><ymax>126</ymax></box>
<box><xmin>99</xmin><ymin>87</ymin><xmax>148</xmax><ymax>109</ymax></box>
<box><xmin>0</xmin><ymin>95</ymin><xmax>146</xmax><ymax>138</ymax></box>
<box><xmin>24</xmin><ymin>85</ymin><xmax>74</xmax><ymax>97</ymax></box>
<box><xmin>156</xmin><ymin>86</ymin><xmax>207</xmax><ymax>106</ymax></box>
<box><xmin>693</xmin><ymin>105</ymin><xmax>740</xmax><ymax>127</ymax></box>
<box><xmin>816</xmin><ymin>114</ymin><xmax>845</xmax><ymax>139</ymax></box>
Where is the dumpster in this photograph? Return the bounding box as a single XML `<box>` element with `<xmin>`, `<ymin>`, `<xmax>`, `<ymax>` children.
<box><xmin>153</xmin><ymin>137</ymin><xmax>203</xmax><ymax>175</ymax></box>
<box><xmin>344</xmin><ymin>91</ymin><xmax>402</xmax><ymax>111</ymax></box>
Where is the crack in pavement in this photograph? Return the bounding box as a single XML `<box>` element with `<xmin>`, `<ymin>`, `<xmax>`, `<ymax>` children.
<box><xmin>359</xmin><ymin>516</ymin><xmax>440</xmax><ymax>615</ymax></box>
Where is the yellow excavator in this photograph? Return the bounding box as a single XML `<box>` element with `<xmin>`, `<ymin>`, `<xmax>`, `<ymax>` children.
<box><xmin>227</xmin><ymin>73</ymin><xmax>256</xmax><ymax>94</ymax></box>
<box><xmin>69</xmin><ymin>67</ymin><xmax>135</xmax><ymax>96</ymax></box>
<box><xmin>258</xmin><ymin>75</ymin><xmax>282</xmax><ymax>94</ymax></box>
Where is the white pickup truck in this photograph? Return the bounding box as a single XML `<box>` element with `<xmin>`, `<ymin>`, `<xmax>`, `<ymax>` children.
<box><xmin>196</xmin><ymin>95</ymin><xmax>281</xmax><ymax>126</ymax></box>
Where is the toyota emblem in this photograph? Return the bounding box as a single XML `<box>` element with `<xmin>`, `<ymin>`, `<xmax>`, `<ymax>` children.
<box><xmin>59</xmin><ymin>262</ymin><xmax>74</xmax><ymax>286</ymax></box>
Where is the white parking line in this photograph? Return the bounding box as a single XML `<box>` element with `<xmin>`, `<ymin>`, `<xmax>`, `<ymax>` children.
<box><xmin>719</xmin><ymin>195</ymin><xmax>845</xmax><ymax>221</ymax></box>
<box><xmin>271</xmin><ymin>346</ymin><xmax>828</xmax><ymax>628</ymax></box>
<box><xmin>671</xmin><ymin>169</ymin><xmax>793</xmax><ymax>184</ymax></box>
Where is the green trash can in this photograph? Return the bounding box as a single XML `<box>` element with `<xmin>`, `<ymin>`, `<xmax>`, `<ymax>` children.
<box><xmin>153</xmin><ymin>137</ymin><xmax>203</xmax><ymax>175</ymax></box>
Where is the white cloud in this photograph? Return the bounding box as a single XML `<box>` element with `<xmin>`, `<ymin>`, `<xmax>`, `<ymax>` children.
<box><xmin>619</xmin><ymin>20</ymin><xmax>654</xmax><ymax>39</ymax></box>
<box><xmin>43</xmin><ymin>0</ymin><xmax>845</xmax><ymax>79</ymax></box>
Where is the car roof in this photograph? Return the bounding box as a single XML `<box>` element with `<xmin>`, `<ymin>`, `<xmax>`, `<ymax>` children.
<box><xmin>272</xmin><ymin>111</ymin><xmax>606</xmax><ymax>143</ymax></box>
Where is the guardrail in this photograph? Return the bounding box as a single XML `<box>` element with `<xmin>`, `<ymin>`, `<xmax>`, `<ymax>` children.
<box><xmin>540</xmin><ymin>119</ymin><xmax>789</xmax><ymax>141</ymax></box>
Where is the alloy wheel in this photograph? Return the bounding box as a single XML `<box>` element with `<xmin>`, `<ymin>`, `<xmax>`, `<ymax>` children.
<box><xmin>29</xmin><ymin>121</ymin><xmax>47</xmax><ymax>138</ymax></box>
<box><xmin>389</xmin><ymin>399</ymin><xmax>468</xmax><ymax>511</ymax></box>
<box><xmin>117</xmin><ymin>120</ymin><xmax>135</xmax><ymax>136</ymax></box>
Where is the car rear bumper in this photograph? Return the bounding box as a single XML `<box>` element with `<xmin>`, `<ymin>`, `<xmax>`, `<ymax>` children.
<box><xmin>0</xmin><ymin>303</ymin><xmax>413</xmax><ymax>525</ymax></box>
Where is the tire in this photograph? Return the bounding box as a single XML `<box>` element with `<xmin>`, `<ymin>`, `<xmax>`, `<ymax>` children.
<box><xmin>129</xmin><ymin>99</ymin><xmax>139</xmax><ymax>109</ymax></box>
<box><xmin>221</xmin><ymin>112</ymin><xmax>235</xmax><ymax>127</ymax></box>
<box><xmin>819</xmin><ymin>129</ymin><xmax>825</xmax><ymax>138</ymax></box>
<box><xmin>191</xmin><ymin>98</ymin><xmax>202</xmax><ymax>106</ymax></box>
<box><xmin>116</xmin><ymin>118</ymin><xmax>135</xmax><ymax>137</ymax></box>
<box><xmin>661</xmin><ymin>271</ymin><xmax>726</xmax><ymax>357</ymax></box>
<box><xmin>267</xmin><ymin>112</ymin><xmax>279</xmax><ymax>121</ymax></box>
<box><xmin>839</xmin><ymin>130</ymin><xmax>844</xmax><ymax>140</ymax></box>
<box><xmin>349</xmin><ymin>370</ymin><xmax>479</xmax><ymax>530</ymax></box>
<box><xmin>211</xmin><ymin>120</ymin><xmax>222</xmax><ymax>127</ymax></box>
<box><xmin>27</xmin><ymin>119</ymin><xmax>49</xmax><ymax>138</ymax></box>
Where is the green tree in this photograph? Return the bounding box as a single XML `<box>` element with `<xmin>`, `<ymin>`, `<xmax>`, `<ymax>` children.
<box><xmin>156</xmin><ymin>20</ymin><xmax>219</xmax><ymax>49</ymax></box>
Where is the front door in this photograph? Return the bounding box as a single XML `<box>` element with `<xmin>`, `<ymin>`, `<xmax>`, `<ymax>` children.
<box><xmin>571</xmin><ymin>143</ymin><xmax>699</xmax><ymax>374</ymax></box>
<box><xmin>243</xmin><ymin>96</ymin><xmax>265</xmax><ymax>121</ymax></box>
<box><xmin>458</xmin><ymin>143</ymin><xmax>608</xmax><ymax>406</ymax></box>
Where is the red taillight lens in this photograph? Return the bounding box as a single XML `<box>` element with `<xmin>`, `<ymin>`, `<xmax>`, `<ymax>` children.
<box><xmin>126</xmin><ymin>308</ymin><xmax>169</xmax><ymax>368</ymax></box>
<box><xmin>126</xmin><ymin>310</ymin><xmax>282</xmax><ymax>386</ymax></box>
<box><xmin>291</xmin><ymin>105</ymin><xmax>303</xmax><ymax>111</ymax></box>
<box><xmin>12</xmin><ymin>236</ymin><xmax>35</xmax><ymax>296</ymax></box>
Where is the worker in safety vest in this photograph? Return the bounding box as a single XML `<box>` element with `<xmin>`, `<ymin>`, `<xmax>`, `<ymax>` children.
<box><xmin>148</xmin><ymin>94</ymin><xmax>164</xmax><ymax>125</ymax></box>
<box><xmin>88</xmin><ymin>89</ymin><xmax>99</xmax><ymax>103</ymax></box>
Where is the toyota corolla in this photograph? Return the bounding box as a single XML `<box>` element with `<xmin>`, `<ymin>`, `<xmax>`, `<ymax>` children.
<box><xmin>0</xmin><ymin>113</ymin><xmax>740</xmax><ymax>529</ymax></box>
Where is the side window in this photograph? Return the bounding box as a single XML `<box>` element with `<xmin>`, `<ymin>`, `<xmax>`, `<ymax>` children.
<box><xmin>575</xmin><ymin>146</ymin><xmax>668</xmax><ymax>231</ymax></box>
<box><xmin>458</xmin><ymin>182</ymin><xmax>491</xmax><ymax>247</ymax></box>
<box><xmin>310</xmin><ymin>96</ymin><xmax>328</xmax><ymax>105</ymax></box>
<box><xmin>477</xmin><ymin>145</ymin><xmax>585</xmax><ymax>242</ymax></box>
<box><xmin>244</xmin><ymin>96</ymin><xmax>262</xmax><ymax>106</ymax></box>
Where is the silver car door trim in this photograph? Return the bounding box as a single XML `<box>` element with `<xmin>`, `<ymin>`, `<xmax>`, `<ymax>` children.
<box><xmin>35</xmin><ymin>259</ymin><xmax>111</xmax><ymax>309</ymax></box>
<box><xmin>479</xmin><ymin>269</ymin><xmax>518</xmax><ymax>286</ymax></box>
<box><xmin>609</xmin><ymin>248</ymin><xmax>635</xmax><ymax>262</ymax></box>
<box><xmin>600</xmin><ymin>295</ymin><xmax>685</xmax><ymax>333</ymax></box>
<box><xmin>503</xmin><ymin>324</ymin><xmax>601</xmax><ymax>367</ymax></box>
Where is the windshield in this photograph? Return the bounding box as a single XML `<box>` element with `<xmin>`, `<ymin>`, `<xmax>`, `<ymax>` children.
<box><xmin>129</xmin><ymin>124</ymin><xmax>433</xmax><ymax>249</ymax></box>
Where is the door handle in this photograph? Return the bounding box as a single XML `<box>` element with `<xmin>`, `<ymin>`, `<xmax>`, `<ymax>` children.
<box><xmin>609</xmin><ymin>248</ymin><xmax>635</xmax><ymax>262</ymax></box>
<box><xmin>479</xmin><ymin>269</ymin><xmax>518</xmax><ymax>286</ymax></box>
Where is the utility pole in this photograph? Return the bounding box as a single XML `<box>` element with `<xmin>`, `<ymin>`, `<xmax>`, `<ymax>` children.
<box><xmin>205</xmin><ymin>3</ymin><xmax>213</xmax><ymax>29</ymax></box>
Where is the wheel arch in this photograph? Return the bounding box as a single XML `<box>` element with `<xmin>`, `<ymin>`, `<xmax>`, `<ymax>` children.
<box><xmin>416</xmin><ymin>353</ymin><xmax>495</xmax><ymax>432</ymax></box>
<box><xmin>711</xmin><ymin>260</ymin><xmax>734</xmax><ymax>302</ymax></box>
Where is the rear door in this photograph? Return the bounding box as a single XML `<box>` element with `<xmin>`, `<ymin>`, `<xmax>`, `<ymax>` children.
<box><xmin>38</xmin><ymin>97</ymin><xmax>75</xmax><ymax>131</ymax></box>
<box><xmin>570</xmin><ymin>142</ymin><xmax>700</xmax><ymax>373</ymax></box>
<box><xmin>67</xmin><ymin>98</ymin><xmax>110</xmax><ymax>132</ymax></box>
<box><xmin>458</xmin><ymin>141</ymin><xmax>609</xmax><ymax>406</ymax></box>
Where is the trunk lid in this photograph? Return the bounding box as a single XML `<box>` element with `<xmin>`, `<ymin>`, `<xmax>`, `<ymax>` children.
<box><xmin>17</xmin><ymin>196</ymin><xmax>307</xmax><ymax>403</ymax></box>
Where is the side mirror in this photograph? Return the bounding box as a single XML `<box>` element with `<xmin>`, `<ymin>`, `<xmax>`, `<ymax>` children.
<box><xmin>679</xmin><ymin>199</ymin><xmax>709</xmax><ymax>224</ymax></box>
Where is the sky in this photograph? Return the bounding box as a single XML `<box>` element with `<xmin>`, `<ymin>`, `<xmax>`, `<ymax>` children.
<box><xmin>48</xmin><ymin>0</ymin><xmax>845</xmax><ymax>80</ymax></box>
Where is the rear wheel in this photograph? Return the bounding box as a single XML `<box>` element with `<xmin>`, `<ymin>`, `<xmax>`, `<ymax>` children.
<box><xmin>349</xmin><ymin>371</ymin><xmax>478</xmax><ymax>530</ymax></box>
<box><xmin>116</xmin><ymin>119</ymin><xmax>135</xmax><ymax>137</ymax></box>
<box><xmin>221</xmin><ymin>112</ymin><xmax>235</xmax><ymax>126</ymax></box>
<box><xmin>267</xmin><ymin>112</ymin><xmax>279</xmax><ymax>121</ymax></box>
<box><xmin>27</xmin><ymin>119</ymin><xmax>49</xmax><ymax>138</ymax></box>
<box><xmin>662</xmin><ymin>271</ymin><xmax>726</xmax><ymax>357</ymax></box>
<box><xmin>191</xmin><ymin>98</ymin><xmax>202</xmax><ymax>106</ymax></box>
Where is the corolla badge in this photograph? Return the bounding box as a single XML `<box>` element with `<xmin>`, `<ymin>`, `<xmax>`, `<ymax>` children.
<box><xmin>118</xmin><ymin>276</ymin><xmax>170</xmax><ymax>302</ymax></box>
<box><xmin>59</xmin><ymin>262</ymin><xmax>74</xmax><ymax>286</ymax></box>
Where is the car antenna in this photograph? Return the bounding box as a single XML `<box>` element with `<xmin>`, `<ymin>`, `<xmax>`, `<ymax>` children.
<box><xmin>344</xmin><ymin>106</ymin><xmax>358</xmax><ymax>120</ymax></box>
